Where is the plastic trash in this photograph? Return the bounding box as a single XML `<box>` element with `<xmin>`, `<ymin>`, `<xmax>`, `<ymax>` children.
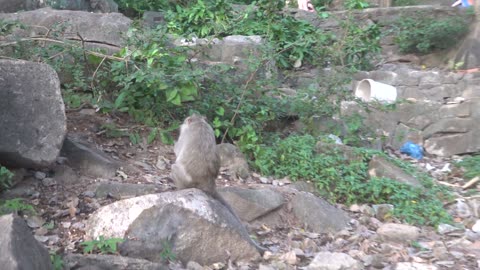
<box><xmin>399</xmin><ymin>141</ymin><xmax>423</xmax><ymax>160</ymax></box>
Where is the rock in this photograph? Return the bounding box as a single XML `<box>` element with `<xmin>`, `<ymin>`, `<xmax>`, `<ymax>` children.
<box><xmin>306</xmin><ymin>252</ymin><xmax>363</xmax><ymax>270</ymax></box>
<box><xmin>86</xmin><ymin>189</ymin><xmax>261</xmax><ymax>265</ymax></box>
<box><xmin>395</xmin><ymin>262</ymin><xmax>437</xmax><ymax>270</ymax></box>
<box><xmin>119</xmin><ymin>202</ymin><xmax>260</xmax><ymax>265</ymax></box>
<box><xmin>41</xmin><ymin>177</ymin><xmax>56</xmax><ymax>187</ymax></box>
<box><xmin>63</xmin><ymin>253</ymin><xmax>168</xmax><ymax>270</ymax></box>
<box><xmin>0</xmin><ymin>214</ymin><xmax>52</xmax><ymax>270</ymax></box>
<box><xmin>291</xmin><ymin>192</ymin><xmax>350</xmax><ymax>234</ymax></box>
<box><xmin>92</xmin><ymin>181</ymin><xmax>160</xmax><ymax>199</ymax></box>
<box><xmin>437</xmin><ymin>223</ymin><xmax>464</xmax><ymax>235</ymax></box>
<box><xmin>0</xmin><ymin>0</ymin><xmax>39</xmax><ymax>12</ymax></box>
<box><xmin>0</xmin><ymin>8</ymin><xmax>131</xmax><ymax>56</ymax></box>
<box><xmin>0</xmin><ymin>60</ymin><xmax>66</xmax><ymax>168</ymax></box>
<box><xmin>52</xmin><ymin>164</ymin><xmax>79</xmax><ymax>186</ymax></box>
<box><xmin>216</xmin><ymin>143</ymin><xmax>251</xmax><ymax>179</ymax></box>
<box><xmin>34</xmin><ymin>172</ymin><xmax>47</xmax><ymax>180</ymax></box>
<box><xmin>377</xmin><ymin>223</ymin><xmax>420</xmax><ymax>243</ymax></box>
<box><xmin>218</xmin><ymin>186</ymin><xmax>285</xmax><ymax>222</ymax></box>
<box><xmin>368</xmin><ymin>156</ymin><xmax>422</xmax><ymax>188</ymax></box>
<box><xmin>61</xmin><ymin>136</ymin><xmax>120</xmax><ymax>178</ymax></box>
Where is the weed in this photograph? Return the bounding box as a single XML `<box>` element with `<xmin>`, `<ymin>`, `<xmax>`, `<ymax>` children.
<box><xmin>254</xmin><ymin>134</ymin><xmax>452</xmax><ymax>226</ymax></box>
<box><xmin>81</xmin><ymin>236</ymin><xmax>124</xmax><ymax>254</ymax></box>
<box><xmin>160</xmin><ymin>240</ymin><xmax>176</xmax><ymax>261</ymax></box>
<box><xmin>0</xmin><ymin>166</ymin><xmax>13</xmax><ymax>191</ymax></box>
<box><xmin>456</xmin><ymin>155</ymin><xmax>480</xmax><ymax>180</ymax></box>
<box><xmin>0</xmin><ymin>198</ymin><xmax>36</xmax><ymax>215</ymax></box>
<box><xmin>394</xmin><ymin>16</ymin><xmax>469</xmax><ymax>54</ymax></box>
<box><xmin>50</xmin><ymin>253</ymin><xmax>64</xmax><ymax>270</ymax></box>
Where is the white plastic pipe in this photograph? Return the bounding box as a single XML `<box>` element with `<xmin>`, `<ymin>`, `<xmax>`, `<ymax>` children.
<box><xmin>354</xmin><ymin>79</ymin><xmax>397</xmax><ymax>103</ymax></box>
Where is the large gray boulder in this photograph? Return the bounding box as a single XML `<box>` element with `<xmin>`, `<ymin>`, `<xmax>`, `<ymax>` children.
<box><xmin>0</xmin><ymin>214</ymin><xmax>53</xmax><ymax>270</ymax></box>
<box><xmin>0</xmin><ymin>8</ymin><xmax>131</xmax><ymax>53</ymax></box>
<box><xmin>0</xmin><ymin>60</ymin><xmax>66</xmax><ymax>168</ymax></box>
<box><xmin>85</xmin><ymin>189</ymin><xmax>261</xmax><ymax>265</ymax></box>
<box><xmin>0</xmin><ymin>0</ymin><xmax>117</xmax><ymax>13</ymax></box>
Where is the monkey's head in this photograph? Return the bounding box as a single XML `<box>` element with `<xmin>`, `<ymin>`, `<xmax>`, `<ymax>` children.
<box><xmin>184</xmin><ymin>114</ymin><xmax>207</xmax><ymax>125</ymax></box>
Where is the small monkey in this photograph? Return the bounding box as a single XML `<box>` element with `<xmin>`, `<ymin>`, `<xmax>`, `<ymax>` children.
<box><xmin>172</xmin><ymin>114</ymin><xmax>266</xmax><ymax>254</ymax></box>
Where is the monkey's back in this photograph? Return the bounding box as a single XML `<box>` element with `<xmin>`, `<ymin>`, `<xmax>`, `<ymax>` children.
<box><xmin>176</xmin><ymin>120</ymin><xmax>220</xmax><ymax>192</ymax></box>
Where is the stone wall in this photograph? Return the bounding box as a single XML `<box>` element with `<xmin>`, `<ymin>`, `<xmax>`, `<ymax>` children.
<box><xmin>342</xmin><ymin>64</ymin><xmax>480</xmax><ymax>156</ymax></box>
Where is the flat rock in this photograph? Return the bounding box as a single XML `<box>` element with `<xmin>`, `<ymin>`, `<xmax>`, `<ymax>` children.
<box><xmin>61</xmin><ymin>136</ymin><xmax>120</xmax><ymax>178</ymax></box>
<box><xmin>368</xmin><ymin>156</ymin><xmax>422</xmax><ymax>188</ymax></box>
<box><xmin>218</xmin><ymin>186</ymin><xmax>285</xmax><ymax>222</ymax></box>
<box><xmin>291</xmin><ymin>191</ymin><xmax>350</xmax><ymax>234</ymax></box>
<box><xmin>377</xmin><ymin>223</ymin><xmax>420</xmax><ymax>243</ymax></box>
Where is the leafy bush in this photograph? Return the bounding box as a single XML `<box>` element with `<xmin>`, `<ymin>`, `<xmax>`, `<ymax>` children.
<box><xmin>395</xmin><ymin>16</ymin><xmax>469</xmax><ymax>54</ymax></box>
<box><xmin>81</xmin><ymin>236</ymin><xmax>124</xmax><ymax>254</ymax></box>
<box><xmin>456</xmin><ymin>155</ymin><xmax>480</xmax><ymax>180</ymax></box>
<box><xmin>254</xmin><ymin>134</ymin><xmax>452</xmax><ymax>226</ymax></box>
<box><xmin>0</xmin><ymin>198</ymin><xmax>36</xmax><ymax>215</ymax></box>
<box><xmin>0</xmin><ymin>166</ymin><xmax>13</xmax><ymax>192</ymax></box>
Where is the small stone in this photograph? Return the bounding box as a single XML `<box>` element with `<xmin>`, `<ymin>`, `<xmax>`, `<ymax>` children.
<box><xmin>26</xmin><ymin>216</ymin><xmax>45</xmax><ymax>229</ymax></box>
<box><xmin>61</xmin><ymin>222</ymin><xmax>71</xmax><ymax>229</ymax></box>
<box><xmin>472</xmin><ymin>220</ymin><xmax>480</xmax><ymax>233</ymax></box>
<box><xmin>395</xmin><ymin>262</ymin><xmax>437</xmax><ymax>270</ymax></box>
<box><xmin>34</xmin><ymin>171</ymin><xmax>46</xmax><ymax>180</ymax></box>
<box><xmin>82</xmin><ymin>191</ymin><xmax>96</xmax><ymax>198</ymax></box>
<box><xmin>437</xmin><ymin>223</ymin><xmax>463</xmax><ymax>235</ymax></box>
<box><xmin>377</xmin><ymin>223</ymin><xmax>420</xmax><ymax>243</ymax></box>
<box><xmin>186</xmin><ymin>261</ymin><xmax>203</xmax><ymax>270</ymax></box>
<box><xmin>72</xmin><ymin>222</ymin><xmax>85</xmax><ymax>230</ymax></box>
<box><xmin>259</xmin><ymin>177</ymin><xmax>270</xmax><ymax>184</ymax></box>
<box><xmin>349</xmin><ymin>204</ymin><xmax>361</xmax><ymax>212</ymax></box>
<box><xmin>34</xmin><ymin>235</ymin><xmax>49</xmax><ymax>243</ymax></box>
<box><xmin>41</xmin><ymin>177</ymin><xmax>56</xmax><ymax>187</ymax></box>
<box><xmin>258</xmin><ymin>265</ymin><xmax>276</xmax><ymax>270</ymax></box>
<box><xmin>306</xmin><ymin>252</ymin><xmax>362</xmax><ymax>270</ymax></box>
<box><xmin>280</xmin><ymin>250</ymin><xmax>297</xmax><ymax>265</ymax></box>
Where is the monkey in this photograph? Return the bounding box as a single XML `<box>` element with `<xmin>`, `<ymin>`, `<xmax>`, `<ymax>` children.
<box><xmin>171</xmin><ymin>114</ymin><xmax>266</xmax><ymax>255</ymax></box>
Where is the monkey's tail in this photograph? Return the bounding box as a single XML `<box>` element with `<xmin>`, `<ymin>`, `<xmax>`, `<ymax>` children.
<box><xmin>210</xmin><ymin>190</ymin><xmax>267</xmax><ymax>255</ymax></box>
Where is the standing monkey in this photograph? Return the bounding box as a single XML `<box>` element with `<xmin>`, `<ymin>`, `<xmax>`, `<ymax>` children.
<box><xmin>172</xmin><ymin>114</ymin><xmax>266</xmax><ymax>254</ymax></box>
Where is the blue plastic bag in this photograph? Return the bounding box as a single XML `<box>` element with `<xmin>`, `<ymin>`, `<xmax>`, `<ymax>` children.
<box><xmin>400</xmin><ymin>141</ymin><xmax>424</xmax><ymax>160</ymax></box>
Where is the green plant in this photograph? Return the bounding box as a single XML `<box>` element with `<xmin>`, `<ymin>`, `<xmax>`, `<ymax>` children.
<box><xmin>456</xmin><ymin>155</ymin><xmax>480</xmax><ymax>179</ymax></box>
<box><xmin>160</xmin><ymin>240</ymin><xmax>177</xmax><ymax>261</ymax></box>
<box><xmin>344</xmin><ymin>0</ymin><xmax>369</xmax><ymax>9</ymax></box>
<box><xmin>81</xmin><ymin>236</ymin><xmax>124</xmax><ymax>254</ymax></box>
<box><xmin>0</xmin><ymin>198</ymin><xmax>36</xmax><ymax>215</ymax></box>
<box><xmin>254</xmin><ymin>134</ymin><xmax>452</xmax><ymax>226</ymax></box>
<box><xmin>166</xmin><ymin>0</ymin><xmax>233</xmax><ymax>37</ymax></box>
<box><xmin>395</xmin><ymin>16</ymin><xmax>469</xmax><ymax>54</ymax></box>
<box><xmin>50</xmin><ymin>253</ymin><xmax>64</xmax><ymax>270</ymax></box>
<box><xmin>392</xmin><ymin>0</ymin><xmax>417</xmax><ymax>6</ymax></box>
<box><xmin>0</xmin><ymin>166</ymin><xmax>13</xmax><ymax>191</ymax></box>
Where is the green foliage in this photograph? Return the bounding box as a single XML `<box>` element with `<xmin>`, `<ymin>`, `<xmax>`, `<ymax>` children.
<box><xmin>392</xmin><ymin>0</ymin><xmax>417</xmax><ymax>6</ymax></box>
<box><xmin>50</xmin><ymin>253</ymin><xmax>64</xmax><ymax>270</ymax></box>
<box><xmin>0</xmin><ymin>166</ymin><xmax>13</xmax><ymax>191</ymax></box>
<box><xmin>394</xmin><ymin>16</ymin><xmax>469</xmax><ymax>54</ymax></box>
<box><xmin>338</xmin><ymin>21</ymin><xmax>381</xmax><ymax>70</ymax></box>
<box><xmin>160</xmin><ymin>241</ymin><xmax>176</xmax><ymax>261</ymax></box>
<box><xmin>456</xmin><ymin>155</ymin><xmax>480</xmax><ymax>180</ymax></box>
<box><xmin>81</xmin><ymin>236</ymin><xmax>124</xmax><ymax>254</ymax></box>
<box><xmin>166</xmin><ymin>0</ymin><xmax>233</xmax><ymax>37</ymax></box>
<box><xmin>0</xmin><ymin>198</ymin><xmax>36</xmax><ymax>215</ymax></box>
<box><xmin>102</xmin><ymin>26</ymin><xmax>200</xmax><ymax>124</ymax></box>
<box><xmin>254</xmin><ymin>134</ymin><xmax>452</xmax><ymax>226</ymax></box>
<box><xmin>344</xmin><ymin>0</ymin><xmax>369</xmax><ymax>9</ymax></box>
<box><xmin>0</xmin><ymin>19</ymin><xmax>23</xmax><ymax>35</ymax></box>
